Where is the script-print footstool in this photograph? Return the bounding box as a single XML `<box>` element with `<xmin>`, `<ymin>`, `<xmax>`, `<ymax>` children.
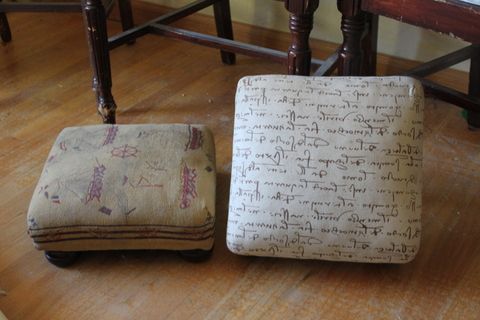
<box><xmin>227</xmin><ymin>75</ymin><xmax>424</xmax><ymax>263</ymax></box>
<box><xmin>27</xmin><ymin>124</ymin><xmax>216</xmax><ymax>266</ymax></box>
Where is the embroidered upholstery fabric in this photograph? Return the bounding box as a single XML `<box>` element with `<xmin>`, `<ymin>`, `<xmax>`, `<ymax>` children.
<box><xmin>28</xmin><ymin>124</ymin><xmax>216</xmax><ymax>251</ymax></box>
<box><xmin>227</xmin><ymin>75</ymin><xmax>424</xmax><ymax>263</ymax></box>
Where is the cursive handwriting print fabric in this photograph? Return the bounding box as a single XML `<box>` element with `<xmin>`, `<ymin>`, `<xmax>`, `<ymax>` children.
<box><xmin>227</xmin><ymin>75</ymin><xmax>424</xmax><ymax>263</ymax></box>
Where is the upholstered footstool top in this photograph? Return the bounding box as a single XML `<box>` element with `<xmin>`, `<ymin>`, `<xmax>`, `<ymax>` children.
<box><xmin>27</xmin><ymin>124</ymin><xmax>216</xmax><ymax>253</ymax></box>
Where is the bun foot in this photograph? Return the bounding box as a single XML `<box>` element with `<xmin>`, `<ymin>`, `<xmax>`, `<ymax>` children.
<box><xmin>178</xmin><ymin>248</ymin><xmax>212</xmax><ymax>262</ymax></box>
<box><xmin>45</xmin><ymin>251</ymin><xmax>80</xmax><ymax>267</ymax></box>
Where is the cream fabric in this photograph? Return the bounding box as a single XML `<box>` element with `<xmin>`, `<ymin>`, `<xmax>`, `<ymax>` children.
<box><xmin>28</xmin><ymin>124</ymin><xmax>216</xmax><ymax>251</ymax></box>
<box><xmin>227</xmin><ymin>75</ymin><xmax>424</xmax><ymax>263</ymax></box>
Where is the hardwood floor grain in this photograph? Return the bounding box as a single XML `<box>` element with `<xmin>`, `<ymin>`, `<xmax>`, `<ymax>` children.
<box><xmin>0</xmin><ymin>3</ymin><xmax>479</xmax><ymax>319</ymax></box>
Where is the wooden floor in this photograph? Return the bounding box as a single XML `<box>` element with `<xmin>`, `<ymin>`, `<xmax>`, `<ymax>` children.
<box><xmin>1</xmin><ymin>3</ymin><xmax>479</xmax><ymax>319</ymax></box>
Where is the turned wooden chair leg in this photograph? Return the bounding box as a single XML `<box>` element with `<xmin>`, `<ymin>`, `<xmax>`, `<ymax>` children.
<box><xmin>337</xmin><ymin>0</ymin><xmax>366</xmax><ymax>76</ymax></box>
<box><xmin>82</xmin><ymin>0</ymin><xmax>117</xmax><ymax>124</ymax></box>
<box><xmin>45</xmin><ymin>251</ymin><xmax>80</xmax><ymax>267</ymax></box>
<box><xmin>213</xmin><ymin>0</ymin><xmax>235</xmax><ymax>65</ymax></box>
<box><xmin>0</xmin><ymin>13</ymin><xmax>10</xmax><ymax>43</ymax></box>
<box><xmin>0</xmin><ymin>0</ymin><xmax>12</xmax><ymax>43</ymax></box>
<box><xmin>468</xmin><ymin>44</ymin><xmax>480</xmax><ymax>129</ymax></box>
<box><xmin>117</xmin><ymin>0</ymin><xmax>134</xmax><ymax>34</ymax></box>
<box><xmin>361</xmin><ymin>12</ymin><xmax>378</xmax><ymax>76</ymax></box>
<box><xmin>284</xmin><ymin>0</ymin><xmax>320</xmax><ymax>75</ymax></box>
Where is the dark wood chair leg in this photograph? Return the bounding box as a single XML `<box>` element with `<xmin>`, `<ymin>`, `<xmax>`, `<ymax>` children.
<box><xmin>337</xmin><ymin>0</ymin><xmax>366</xmax><ymax>76</ymax></box>
<box><xmin>178</xmin><ymin>248</ymin><xmax>213</xmax><ymax>262</ymax></box>
<box><xmin>0</xmin><ymin>0</ymin><xmax>12</xmax><ymax>43</ymax></box>
<box><xmin>117</xmin><ymin>0</ymin><xmax>134</xmax><ymax>32</ymax></box>
<box><xmin>82</xmin><ymin>0</ymin><xmax>117</xmax><ymax>124</ymax></box>
<box><xmin>0</xmin><ymin>13</ymin><xmax>10</xmax><ymax>43</ymax></box>
<box><xmin>284</xmin><ymin>0</ymin><xmax>320</xmax><ymax>75</ymax></box>
<box><xmin>468</xmin><ymin>44</ymin><xmax>480</xmax><ymax>129</ymax></box>
<box><xmin>361</xmin><ymin>12</ymin><xmax>378</xmax><ymax>76</ymax></box>
<box><xmin>45</xmin><ymin>251</ymin><xmax>80</xmax><ymax>267</ymax></box>
<box><xmin>213</xmin><ymin>0</ymin><xmax>235</xmax><ymax>65</ymax></box>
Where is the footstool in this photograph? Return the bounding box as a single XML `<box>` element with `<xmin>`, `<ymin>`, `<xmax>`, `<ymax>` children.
<box><xmin>27</xmin><ymin>124</ymin><xmax>216</xmax><ymax>266</ymax></box>
<box><xmin>227</xmin><ymin>75</ymin><xmax>424</xmax><ymax>263</ymax></box>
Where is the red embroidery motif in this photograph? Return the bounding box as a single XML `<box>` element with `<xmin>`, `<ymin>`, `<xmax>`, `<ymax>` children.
<box><xmin>180</xmin><ymin>165</ymin><xmax>197</xmax><ymax>209</ymax></box>
<box><xmin>185</xmin><ymin>126</ymin><xmax>203</xmax><ymax>150</ymax></box>
<box><xmin>86</xmin><ymin>164</ymin><xmax>106</xmax><ymax>203</ymax></box>
<box><xmin>103</xmin><ymin>126</ymin><xmax>119</xmax><ymax>146</ymax></box>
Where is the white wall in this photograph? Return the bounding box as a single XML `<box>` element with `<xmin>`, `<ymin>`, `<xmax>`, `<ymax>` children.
<box><xmin>149</xmin><ymin>0</ymin><xmax>470</xmax><ymax>71</ymax></box>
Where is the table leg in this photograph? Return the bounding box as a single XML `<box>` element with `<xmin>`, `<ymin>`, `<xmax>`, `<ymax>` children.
<box><xmin>468</xmin><ymin>44</ymin><xmax>480</xmax><ymax>129</ymax></box>
<box><xmin>284</xmin><ymin>0</ymin><xmax>319</xmax><ymax>75</ymax></box>
<box><xmin>337</xmin><ymin>0</ymin><xmax>365</xmax><ymax>76</ymax></box>
<box><xmin>82</xmin><ymin>0</ymin><xmax>116</xmax><ymax>124</ymax></box>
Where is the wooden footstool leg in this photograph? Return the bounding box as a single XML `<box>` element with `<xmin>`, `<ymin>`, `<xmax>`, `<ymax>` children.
<box><xmin>178</xmin><ymin>248</ymin><xmax>213</xmax><ymax>262</ymax></box>
<box><xmin>45</xmin><ymin>251</ymin><xmax>80</xmax><ymax>268</ymax></box>
<box><xmin>82</xmin><ymin>0</ymin><xmax>117</xmax><ymax>124</ymax></box>
<box><xmin>213</xmin><ymin>0</ymin><xmax>235</xmax><ymax>65</ymax></box>
<box><xmin>468</xmin><ymin>44</ymin><xmax>480</xmax><ymax>129</ymax></box>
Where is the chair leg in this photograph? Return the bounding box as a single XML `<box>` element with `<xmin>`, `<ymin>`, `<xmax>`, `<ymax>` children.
<box><xmin>82</xmin><ymin>0</ymin><xmax>117</xmax><ymax>124</ymax></box>
<box><xmin>117</xmin><ymin>0</ymin><xmax>134</xmax><ymax>32</ymax></box>
<box><xmin>0</xmin><ymin>13</ymin><xmax>10</xmax><ymax>43</ymax></box>
<box><xmin>0</xmin><ymin>0</ymin><xmax>12</xmax><ymax>43</ymax></box>
<box><xmin>284</xmin><ymin>0</ymin><xmax>320</xmax><ymax>75</ymax></box>
<box><xmin>213</xmin><ymin>0</ymin><xmax>235</xmax><ymax>65</ymax></box>
<box><xmin>467</xmin><ymin>44</ymin><xmax>480</xmax><ymax>129</ymax></box>
<box><xmin>337</xmin><ymin>0</ymin><xmax>366</xmax><ymax>76</ymax></box>
<box><xmin>361</xmin><ymin>12</ymin><xmax>378</xmax><ymax>76</ymax></box>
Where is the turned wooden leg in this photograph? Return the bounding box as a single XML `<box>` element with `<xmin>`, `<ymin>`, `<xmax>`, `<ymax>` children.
<box><xmin>361</xmin><ymin>12</ymin><xmax>378</xmax><ymax>76</ymax></box>
<box><xmin>337</xmin><ymin>0</ymin><xmax>366</xmax><ymax>76</ymax></box>
<box><xmin>213</xmin><ymin>0</ymin><xmax>235</xmax><ymax>65</ymax></box>
<box><xmin>45</xmin><ymin>251</ymin><xmax>80</xmax><ymax>267</ymax></box>
<box><xmin>284</xmin><ymin>0</ymin><xmax>320</xmax><ymax>75</ymax></box>
<box><xmin>0</xmin><ymin>0</ymin><xmax>11</xmax><ymax>43</ymax></box>
<box><xmin>178</xmin><ymin>248</ymin><xmax>213</xmax><ymax>262</ymax></box>
<box><xmin>118</xmin><ymin>0</ymin><xmax>134</xmax><ymax>32</ymax></box>
<box><xmin>468</xmin><ymin>44</ymin><xmax>480</xmax><ymax>129</ymax></box>
<box><xmin>82</xmin><ymin>0</ymin><xmax>117</xmax><ymax>124</ymax></box>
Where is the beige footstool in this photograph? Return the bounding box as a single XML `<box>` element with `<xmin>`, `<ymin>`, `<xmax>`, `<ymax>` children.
<box><xmin>27</xmin><ymin>124</ymin><xmax>216</xmax><ymax>266</ymax></box>
<box><xmin>227</xmin><ymin>75</ymin><xmax>424</xmax><ymax>263</ymax></box>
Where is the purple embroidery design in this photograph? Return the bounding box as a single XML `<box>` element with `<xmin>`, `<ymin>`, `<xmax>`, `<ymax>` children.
<box><xmin>180</xmin><ymin>165</ymin><xmax>197</xmax><ymax>209</ymax></box>
<box><xmin>99</xmin><ymin>206</ymin><xmax>112</xmax><ymax>215</ymax></box>
<box><xmin>59</xmin><ymin>141</ymin><xmax>67</xmax><ymax>151</ymax></box>
<box><xmin>185</xmin><ymin>126</ymin><xmax>203</xmax><ymax>151</ymax></box>
<box><xmin>111</xmin><ymin>145</ymin><xmax>138</xmax><ymax>159</ymax></box>
<box><xmin>133</xmin><ymin>175</ymin><xmax>162</xmax><ymax>188</ymax></box>
<box><xmin>86</xmin><ymin>163</ymin><xmax>106</xmax><ymax>203</ymax></box>
<box><xmin>103</xmin><ymin>126</ymin><xmax>119</xmax><ymax>146</ymax></box>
